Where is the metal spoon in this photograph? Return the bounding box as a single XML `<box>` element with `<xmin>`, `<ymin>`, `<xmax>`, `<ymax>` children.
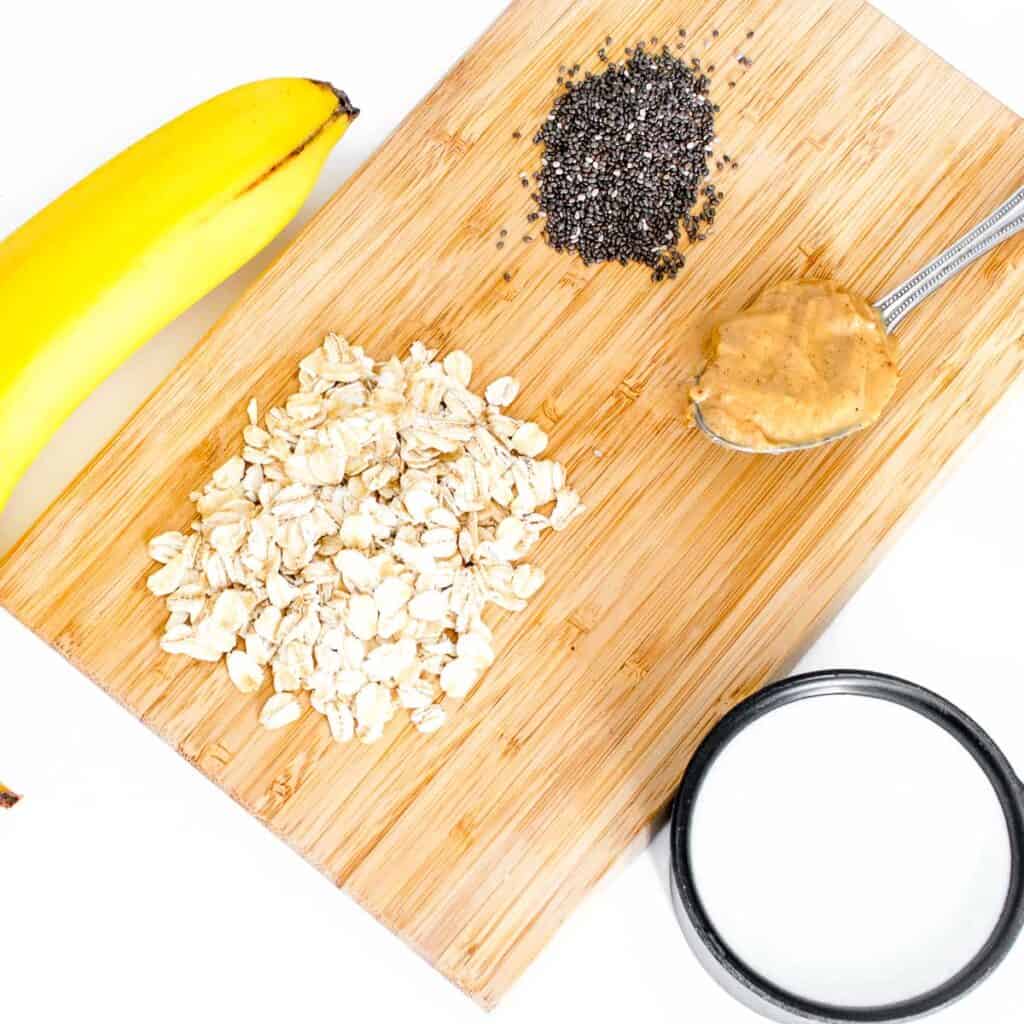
<box><xmin>694</xmin><ymin>186</ymin><xmax>1024</xmax><ymax>454</ymax></box>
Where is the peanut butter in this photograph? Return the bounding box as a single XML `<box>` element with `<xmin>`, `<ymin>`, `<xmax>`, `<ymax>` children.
<box><xmin>691</xmin><ymin>279</ymin><xmax>899</xmax><ymax>451</ymax></box>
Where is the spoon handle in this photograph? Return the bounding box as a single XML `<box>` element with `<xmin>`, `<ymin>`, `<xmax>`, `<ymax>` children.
<box><xmin>875</xmin><ymin>186</ymin><xmax>1024</xmax><ymax>331</ymax></box>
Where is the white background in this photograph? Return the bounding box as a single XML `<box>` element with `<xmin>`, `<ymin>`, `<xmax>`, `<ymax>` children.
<box><xmin>1</xmin><ymin>2</ymin><xmax>1022</xmax><ymax>1022</ymax></box>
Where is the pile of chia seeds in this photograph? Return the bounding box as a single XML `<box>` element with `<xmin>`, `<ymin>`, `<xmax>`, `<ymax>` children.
<box><xmin>532</xmin><ymin>43</ymin><xmax>721</xmax><ymax>281</ymax></box>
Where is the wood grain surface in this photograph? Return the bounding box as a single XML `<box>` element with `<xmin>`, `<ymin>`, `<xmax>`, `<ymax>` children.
<box><xmin>2</xmin><ymin>0</ymin><xmax>1023</xmax><ymax>1007</ymax></box>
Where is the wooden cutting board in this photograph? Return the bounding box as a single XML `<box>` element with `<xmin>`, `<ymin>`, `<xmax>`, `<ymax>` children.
<box><xmin>3</xmin><ymin>0</ymin><xmax>1023</xmax><ymax>1007</ymax></box>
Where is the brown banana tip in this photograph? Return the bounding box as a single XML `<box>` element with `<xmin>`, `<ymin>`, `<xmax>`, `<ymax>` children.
<box><xmin>0</xmin><ymin>786</ymin><xmax>21</xmax><ymax>810</ymax></box>
<box><xmin>310</xmin><ymin>79</ymin><xmax>359</xmax><ymax>119</ymax></box>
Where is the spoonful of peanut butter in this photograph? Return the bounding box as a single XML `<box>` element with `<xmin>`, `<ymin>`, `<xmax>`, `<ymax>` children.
<box><xmin>691</xmin><ymin>279</ymin><xmax>897</xmax><ymax>452</ymax></box>
<box><xmin>691</xmin><ymin>186</ymin><xmax>1024</xmax><ymax>454</ymax></box>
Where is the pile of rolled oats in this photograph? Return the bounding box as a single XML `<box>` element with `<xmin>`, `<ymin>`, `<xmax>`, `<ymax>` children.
<box><xmin>147</xmin><ymin>336</ymin><xmax>584</xmax><ymax>744</ymax></box>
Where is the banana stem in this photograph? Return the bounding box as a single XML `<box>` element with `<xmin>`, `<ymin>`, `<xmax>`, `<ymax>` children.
<box><xmin>0</xmin><ymin>781</ymin><xmax>21</xmax><ymax>809</ymax></box>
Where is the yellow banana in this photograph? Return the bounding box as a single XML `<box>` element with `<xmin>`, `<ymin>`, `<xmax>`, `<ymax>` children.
<box><xmin>0</xmin><ymin>78</ymin><xmax>358</xmax><ymax>512</ymax></box>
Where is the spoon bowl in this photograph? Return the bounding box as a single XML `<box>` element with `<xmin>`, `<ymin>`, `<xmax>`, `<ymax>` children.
<box><xmin>691</xmin><ymin>403</ymin><xmax>863</xmax><ymax>454</ymax></box>
<box><xmin>694</xmin><ymin>186</ymin><xmax>1024</xmax><ymax>454</ymax></box>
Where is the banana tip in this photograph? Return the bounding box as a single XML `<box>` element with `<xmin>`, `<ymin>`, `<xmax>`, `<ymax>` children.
<box><xmin>311</xmin><ymin>80</ymin><xmax>359</xmax><ymax>119</ymax></box>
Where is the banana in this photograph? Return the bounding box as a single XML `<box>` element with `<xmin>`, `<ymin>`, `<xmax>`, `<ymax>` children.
<box><xmin>0</xmin><ymin>781</ymin><xmax>20</xmax><ymax>809</ymax></box>
<box><xmin>0</xmin><ymin>78</ymin><xmax>358</xmax><ymax>512</ymax></box>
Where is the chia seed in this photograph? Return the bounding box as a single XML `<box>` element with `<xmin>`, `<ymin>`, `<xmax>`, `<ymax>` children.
<box><xmin>531</xmin><ymin>45</ymin><xmax>720</xmax><ymax>278</ymax></box>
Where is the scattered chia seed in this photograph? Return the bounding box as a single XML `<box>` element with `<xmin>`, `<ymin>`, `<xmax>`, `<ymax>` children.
<box><xmin>523</xmin><ymin>234</ymin><xmax>534</xmax><ymax>242</ymax></box>
<box><xmin>503</xmin><ymin>271</ymin><xmax>512</xmax><ymax>282</ymax></box>
<box><xmin>712</xmin><ymin>29</ymin><xmax>719</xmax><ymax>38</ymax></box>
<box><xmin>747</xmin><ymin>29</ymin><xmax>755</xmax><ymax>39</ymax></box>
<box><xmin>513</xmin><ymin>130</ymin><xmax>522</xmax><ymax>139</ymax></box>
<box><xmin>500</xmin><ymin>228</ymin><xmax>508</xmax><ymax>237</ymax></box>
<box><xmin>497</xmin><ymin>241</ymin><xmax>505</xmax><ymax>249</ymax></box>
<box><xmin>605</xmin><ymin>35</ymin><xmax>612</xmax><ymax>45</ymax></box>
<box><xmin>728</xmin><ymin>80</ymin><xmax>736</xmax><ymax>88</ymax></box>
<box><xmin>708</xmin><ymin>63</ymin><xmax>716</xmax><ymax>73</ymax></box>
<box><xmin>531</xmin><ymin>44</ymin><xmax>719</xmax><ymax>277</ymax></box>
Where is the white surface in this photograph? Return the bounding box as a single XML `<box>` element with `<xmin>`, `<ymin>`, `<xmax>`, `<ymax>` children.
<box><xmin>690</xmin><ymin>694</ymin><xmax>1012</xmax><ymax>1007</ymax></box>
<box><xmin>1</xmin><ymin>1</ymin><xmax>1022</xmax><ymax>1022</ymax></box>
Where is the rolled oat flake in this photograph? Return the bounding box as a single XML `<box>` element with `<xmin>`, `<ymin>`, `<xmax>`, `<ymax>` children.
<box><xmin>532</xmin><ymin>43</ymin><xmax>720</xmax><ymax>281</ymax></box>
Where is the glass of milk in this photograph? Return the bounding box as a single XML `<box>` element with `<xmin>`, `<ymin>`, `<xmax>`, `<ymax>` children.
<box><xmin>670</xmin><ymin>671</ymin><xmax>1024</xmax><ymax>1024</ymax></box>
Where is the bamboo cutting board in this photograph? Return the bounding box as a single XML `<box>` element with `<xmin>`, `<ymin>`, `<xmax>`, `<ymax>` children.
<box><xmin>3</xmin><ymin>0</ymin><xmax>1023</xmax><ymax>1007</ymax></box>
